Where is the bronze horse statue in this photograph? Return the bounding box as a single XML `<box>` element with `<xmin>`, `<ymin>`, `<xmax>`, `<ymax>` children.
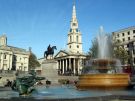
<box><xmin>44</xmin><ymin>46</ymin><xmax>57</xmax><ymax>59</ymax></box>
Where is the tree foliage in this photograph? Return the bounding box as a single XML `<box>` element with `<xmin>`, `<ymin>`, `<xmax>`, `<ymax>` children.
<box><xmin>88</xmin><ymin>38</ymin><xmax>98</xmax><ymax>58</ymax></box>
<box><xmin>113</xmin><ymin>46</ymin><xmax>129</xmax><ymax>65</ymax></box>
<box><xmin>29</xmin><ymin>52</ymin><xmax>41</xmax><ymax>70</ymax></box>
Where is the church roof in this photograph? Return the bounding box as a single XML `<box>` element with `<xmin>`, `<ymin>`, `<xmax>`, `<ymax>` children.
<box><xmin>54</xmin><ymin>50</ymin><xmax>86</xmax><ymax>59</ymax></box>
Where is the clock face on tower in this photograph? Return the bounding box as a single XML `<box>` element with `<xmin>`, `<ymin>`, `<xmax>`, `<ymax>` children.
<box><xmin>73</xmin><ymin>23</ymin><xmax>76</xmax><ymax>26</ymax></box>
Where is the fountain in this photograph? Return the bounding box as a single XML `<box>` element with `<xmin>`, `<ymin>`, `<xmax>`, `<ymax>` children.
<box><xmin>11</xmin><ymin>71</ymin><xmax>45</xmax><ymax>95</ymax></box>
<box><xmin>76</xmin><ymin>26</ymin><xmax>130</xmax><ymax>90</ymax></box>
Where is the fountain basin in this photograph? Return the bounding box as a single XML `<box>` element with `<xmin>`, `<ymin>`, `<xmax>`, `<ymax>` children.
<box><xmin>76</xmin><ymin>73</ymin><xmax>130</xmax><ymax>90</ymax></box>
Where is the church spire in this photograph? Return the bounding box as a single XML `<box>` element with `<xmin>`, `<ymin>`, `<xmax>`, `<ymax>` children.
<box><xmin>70</xmin><ymin>0</ymin><xmax>78</xmax><ymax>29</ymax></box>
<box><xmin>72</xmin><ymin>1</ymin><xmax>76</xmax><ymax>19</ymax></box>
<box><xmin>67</xmin><ymin>1</ymin><xmax>83</xmax><ymax>54</ymax></box>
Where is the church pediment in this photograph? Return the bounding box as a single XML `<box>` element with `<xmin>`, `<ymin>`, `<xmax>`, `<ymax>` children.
<box><xmin>54</xmin><ymin>50</ymin><xmax>69</xmax><ymax>58</ymax></box>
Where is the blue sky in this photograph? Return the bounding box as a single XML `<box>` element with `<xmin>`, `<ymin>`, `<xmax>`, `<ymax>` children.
<box><xmin>0</xmin><ymin>0</ymin><xmax>135</xmax><ymax>58</ymax></box>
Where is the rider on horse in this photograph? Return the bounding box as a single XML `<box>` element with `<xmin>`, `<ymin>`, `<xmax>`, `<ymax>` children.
<box><xmin>47</xmin><ymin>44</ymin><xmax>51</xmax><ymax>52</ymax></box>
<box><xmin>44</xmin><ymin>44</ymin><xmax>57</xmax><ymax>59</ymax></box>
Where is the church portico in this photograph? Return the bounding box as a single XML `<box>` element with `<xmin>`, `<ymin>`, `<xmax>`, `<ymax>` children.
<box><xmin>55</xmin><ymin>50</ymin><xmax>85</xmax><ymax>76</ymax></box>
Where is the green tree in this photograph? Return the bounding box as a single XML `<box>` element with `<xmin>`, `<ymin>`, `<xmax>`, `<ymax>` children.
<box><xmin>88</xmin><ymin>38</ymin><xmax>98</xmax><ymax>58</ymax></box>
<box><xmin>113</xmin><ymin>39</ymin><xmax>129</xmax><ymax>65</ymax></box>
<box><xmin>113</xmin><ymin>46</ymin><xmax>129</xmax><ymax>65</ymax></box>
<box><xmin>29</xmin><ymin>52</ymin><xmax>41</xmax><ymax>70</ymax></box>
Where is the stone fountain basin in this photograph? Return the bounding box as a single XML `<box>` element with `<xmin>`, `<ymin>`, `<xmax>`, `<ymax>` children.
<box><xmin>76</xmin><ymin>73</ymin><xmax>130</xmax><ymax>90</ymax></box>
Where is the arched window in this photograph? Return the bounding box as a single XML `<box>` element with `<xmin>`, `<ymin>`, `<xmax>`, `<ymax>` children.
<box><xmin>70</xmin><ymin>29</ymin><xmax>72</xmax><ymax>32</ymax></box>
<box><xmin>76</xmin><ymin>29</ymin><xmax>78</xmax><ymax>32</ymax></box>
<box><xmin>76</xmin><ymin>36</ymin><xmax>78</xmax><ymax>43</ymax></box>
<box><xmin>70</xmin><ymin>36</ymin><xmax>72</xmax><ymax>42</ymax></box>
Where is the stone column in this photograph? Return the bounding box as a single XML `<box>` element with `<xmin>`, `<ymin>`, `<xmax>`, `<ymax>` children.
<box><xmin>78</xmin><ymin>59</ymin><xmax>80</xmax><ymax>74</ymax></box>
<box><xmin>59</xmin><ymin>60</ymin><xmax>61</xmax><ymax>74</ymax></box>
<box><xmin>8</xmin><ymin>54</ymin><xmax>10</xmax><ymax>70</ymax></box>
<box><xmin>8</xmin><ymin>54</ymin><xmax>12</xmax><ymax>70</ymax></box>
<box><xmin>62</xmin><ymin>59</ymin><xmax>64</xmax><ymax>74</ymax></box>
<box><xmin>1</xmin><ymin>53</ymin><xmax>3</xmax><ymax>70</ymax></box>
<box><xmin>69</xmin><ymin>58</ymin><xmax>71</xmax><ymax>69</ymax></box>
<box><xmin>0</xmin><ymin>53</ymin><xmax>2</xmax><ymax>70</ymax></box>
<box><xmin>57</xmin><ymin>60</ymin><xmax>60</xmax><ymax>74</ymax></box>
<box><xmin>73</xmin><ymin>58</ymin><xmax>76</xmax><ymax>75</ymax></box>
<box><xmin>65</xmin><ymin>59</ymin><xmax>67</xmax><ymax>71</ymax></box>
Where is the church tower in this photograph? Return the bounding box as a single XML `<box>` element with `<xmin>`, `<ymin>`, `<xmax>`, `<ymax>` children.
<box><xmin>67</xmin><ymin>3</ymin><xmax>82</xmax><ymax>53</ymax></box>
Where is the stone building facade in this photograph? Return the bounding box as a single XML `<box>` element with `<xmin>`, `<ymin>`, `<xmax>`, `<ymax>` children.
<box><xmin>0</xmin><ymin>34</ymin><xmax>29</xmax><ymax>71</ymax></box>
<box><xmin>112</xmin><ymin>26</ymin><xmax>135</xmax><ymax>67</ymax></box>
<box><xmin>54</xmin><ymin>3</ymin><xmax>86</xmax><ymax>76</ymax></box>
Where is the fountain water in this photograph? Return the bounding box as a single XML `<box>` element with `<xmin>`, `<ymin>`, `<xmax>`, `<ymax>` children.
<box><xmin>76</xmin><ymin>26</ymin><xmax>130</xmax><ymax>90</ymax></box>
<box><xmin>97</xmin><ymin>26</ymin><xmax>112</xmax><ymax>59</ymax></box>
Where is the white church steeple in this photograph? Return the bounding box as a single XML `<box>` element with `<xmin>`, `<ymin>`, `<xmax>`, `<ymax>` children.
<box><xmin>67</xmin><ymin>2</ymin><xmax>82</xmax><ymax>53</ymax></box>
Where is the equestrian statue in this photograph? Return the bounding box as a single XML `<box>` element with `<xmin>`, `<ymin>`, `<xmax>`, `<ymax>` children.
<box><xmin>44</xmin><ymin>44</ymin><xmax>57</xmax><ymax>59</ymax></box>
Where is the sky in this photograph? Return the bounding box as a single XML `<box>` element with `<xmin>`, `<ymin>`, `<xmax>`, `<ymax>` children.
<box><xmin>0</xmin><ymin>0</ymin><xmax>135</xmax><ymax>58</ymax></box>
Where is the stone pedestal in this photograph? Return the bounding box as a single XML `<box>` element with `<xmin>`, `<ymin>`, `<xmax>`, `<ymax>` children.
<box><xmin>41</xmin><ymin>59</ymin><xmax>58</xmax><ymax>84</ymax></box>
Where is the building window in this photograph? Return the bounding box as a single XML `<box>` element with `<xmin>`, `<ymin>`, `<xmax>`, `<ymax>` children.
<box><xmin>77</xmin><ymin>45</ymin><xmax>79</xmax><ymax>48</ymax></box>
<box><xmin>69</xmin><ymin>45</ymin><xmax>71</xmax><ymax>48</ymax></box>
<box><xmin>128</xmin><ymin>37</ymin><xmax>130</xmax><ymax>40</ymax></box>
<box><xmin>76</xmin><ymin>36</ymin><xmax>78</xmax><ymax>43</ymax></box>
<box><xmin>70</xmin><ymin>29</ymin><xmax>72</xmax><ymax>32</ymax></box>
<box><xmin>129</xmin><ymin>42</ymin><xmax>133</xmax><ymax>48</ymax></box>
<box><xmin>13</xmin><ymin>55</ymin><xmax>17</xmax><ymax>61</ymax></box>
<box><xmin>128</xmin><ymin>31</ymin><xmax>130</xmax><ymax>35</ymax></box>
<box><xmin>4</xmin><ymin>54</ymin><xmax>6</xmax><ymax>59</ymax></box>
<box><xmin>123</xmin><ymin>38</ymin><xmax>125</xmax><ymax>42</ymax></box>
<box><xmin>76</xmin><ymin>29</ymin><xmax>78</xmax><ymax>32</ymax></box>
<box><xmin>24</xmin><ymin>67</ymin><xmax>27</xmax><ymax>71</ymax></box>
<box><xmin>72</xmin><ymin>23</ymin><xmax>76</xmax><ymax>26</ymax></box>
<box><xmin>117</xmin><ymin>39</ymin><xmax>120</xmax><ymax>42</ymax></box>
<box><xmin>127</xmin><ymin>44</ymin><xmax>129</xmax><ymax>48</ymax></box>
<box><xmin>117</xmin><ymin>34</ymin><xmax>119</xmax><ymax>37</ymax></box>
<box><xmin>70</xmin><ymin>36</ymin><xmax>72</xmax><ymax>42</ymax></box>
<box><xmin>122</xmin><ymin>33</ymin><xmax>124</xmax><ymax>36</ymax></box>
<box><xmin>133</xmin><ymin>30</ymin><xmax>135</xmax><ymax>33</ymax></box>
